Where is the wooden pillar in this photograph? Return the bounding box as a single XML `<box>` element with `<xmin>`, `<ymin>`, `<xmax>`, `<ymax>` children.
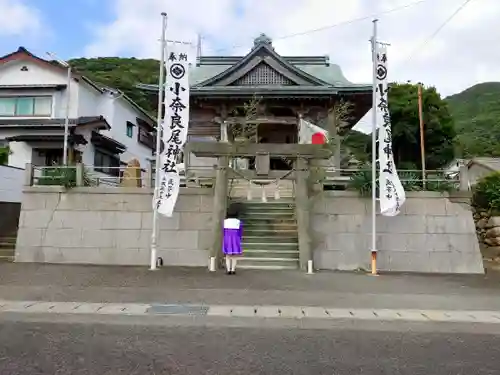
<box><xmin>295</xmin><ymin>157</ymin><xmax>312</xmax><ymax>270</ymax></box>
<box><xmin>329</xmin><ymin>108</ymin><xmax>341</xmax><ymax>176</ymax></box>
<box><xmin>210</xmin><ymin>155</ymin><xmax>229</xmax><ymax>265</ymax></box>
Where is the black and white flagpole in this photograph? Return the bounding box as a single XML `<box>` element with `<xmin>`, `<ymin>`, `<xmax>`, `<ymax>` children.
<box><xmin>150</xmin><ymin>12</ymin><xmax>168</xmax><ymax>271</ymax></box>
<box><xmin>370</xmin><ymin>19</ymin><xmax>379</xmax><ymax>276</ymax></box>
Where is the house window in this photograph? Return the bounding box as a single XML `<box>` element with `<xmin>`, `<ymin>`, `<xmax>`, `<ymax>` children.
<box><xmin>137</xmin><ymin>127</ymin><xmax>154</xmax><ymax>149</ymax></box>
<box><xmin>0</xmin><ymin>96</ymin><xmax>52</xmax><ymax>117</ymax></box>
<box><xmin>43</xmin><ymin>149</ymin><xmax>63</xmax><ymax>166</ymax></box>
<box><xmin>94</xmin><ymin>149</ymin><xmax>120</xmax><ymax>176</ymax></box>
<box><xmin>126</xmin><ymin>122</ymin><xmax>134</xmax><ymax>138</ymax></box>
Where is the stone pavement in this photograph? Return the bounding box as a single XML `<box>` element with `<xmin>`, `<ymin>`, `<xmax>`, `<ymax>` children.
<box><xmin>2</xmin><ymin>299</ymin><xmax>500</xmax><ymax>324</ymax></box>
<box><xmin>1</xmin><ymin>263</ymin><xmax>500</xmax><ymax>311</ymax></box>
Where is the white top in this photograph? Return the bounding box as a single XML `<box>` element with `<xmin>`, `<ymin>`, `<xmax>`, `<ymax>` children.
<box><xmin>224</xmin><ymin>218</ymin><xmax>241</xmax><ymax>229</ymax></box>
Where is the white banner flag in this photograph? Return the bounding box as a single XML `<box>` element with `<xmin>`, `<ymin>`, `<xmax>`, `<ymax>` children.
<box><xmin>155</xmin><ymin>43</ymin><xmax>191</xmax><ymax>217</ymax></box>
<box><xmin>298</xmin><ymin>118</ymin><xmax>328</xmax><ymax>144</ymax></box>
<box><xmin>376</xmin><ymin>45</ymin><xmax>406</xmax><ymax>216</ymax></box>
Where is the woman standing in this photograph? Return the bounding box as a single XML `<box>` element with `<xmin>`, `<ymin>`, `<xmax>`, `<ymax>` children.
<box><xmin>222</xmin><ymin>203</ymin><xmax>244</xmax><ymax>274</ymax></box>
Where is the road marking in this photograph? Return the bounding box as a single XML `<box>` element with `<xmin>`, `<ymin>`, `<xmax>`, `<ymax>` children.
<box><xmin>1</xmin><ymin>300</ymin><xmax>500</xmax><ymax>324</ymax></box>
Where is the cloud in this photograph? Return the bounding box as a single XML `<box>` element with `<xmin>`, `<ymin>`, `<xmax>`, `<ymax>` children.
<box><xmin>0</xmin><ymin>0</ymin><xmax>44</xmax><ymax>36</ymax></box>
<box><xmin>85</xmin><ymin>0</ymin><xmax>499</xmax><ymax>98</ymax></box>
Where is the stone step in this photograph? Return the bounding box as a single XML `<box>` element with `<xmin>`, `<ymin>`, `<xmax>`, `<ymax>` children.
<box><xmin>0</xmin><ymin>237</ymin><xmax>17</xmax><ymax>243</ymax></box>
<box><xmin>241</xmin><ymin>212</ymin><xmax>296</xmax><ymax>220</ymax></box>
<box><xmin>0</xmin><ymin>243</ymin><xmax>16</xmax><ymax>250</ymax></box>
<box><xmin>243</xmin><ymin>250</ymin><xmax>299</xmax><ymax>259</ymax></box>
<box><xmin>244</xmin><ymin>218</ymin><xmax>297</xmax><ymax>224</ymax></box>
<box><xmin>238</xmin><ymin>257</ymin><xmax>299</xmax><ymax>269</ymax></box>
<box><xmin>242</xmin><ymin>201</ymin><xmax>295</xmax><ymax>207</ymax></box>
<box><xmin>243</xmin><ymin>229</ymin><xmax>298</xmax><ymax>237</ymax></box>
<box><xmin>230</xmin><ymin>198</ymin><xmax>294</xmax><ymax>204</ymax></box>
<box><xmin>237</xmin><ymin>264</ymin><xmax>298</xmax><ymax>270</ymax></box>
<box><xmin>243</xmin><ymin>220</ymin><xmax>297</xmax><ymax>232</ymax></box>
<box><xmin>243</xmin><ymin>236</ymin><xmax>298</xmax><ymax>244</ymax></box>
<box><xmin>243</xmin><ymin>243</ymin><xmax>299</xmax><ymax>251</ymax></box>
<box><xmin>230</xmin><ymin>190</ymin><xmax>295</xmax><ymax>196</ymax></box>
<box><xmin>0</xmin><ymin>255</ymin><xmax>14</xmax><ymax>262</ymax></box>
<box><xmin>243</xmin><ymin>206</ymin><xmax>295</xmax><ymax>213</ymax></box>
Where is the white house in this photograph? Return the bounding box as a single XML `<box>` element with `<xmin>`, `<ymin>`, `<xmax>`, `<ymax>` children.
<box><xmin>0</xmin><ymin>47</ymin><xmax>156</xmax><ymax>180</ymax></box>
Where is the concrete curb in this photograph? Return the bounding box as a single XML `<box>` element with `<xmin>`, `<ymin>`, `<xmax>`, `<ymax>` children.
<box><xmin>2</xmin><ymin>300</ymin><xmax>500</xmax><ymax>324</ymax></box>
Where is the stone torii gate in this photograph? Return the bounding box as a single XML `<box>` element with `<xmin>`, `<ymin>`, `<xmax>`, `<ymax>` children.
<box><xmin>186</xmin><ymin>142</ymin><xmax>331</xmax><ymax>270</ymax></box>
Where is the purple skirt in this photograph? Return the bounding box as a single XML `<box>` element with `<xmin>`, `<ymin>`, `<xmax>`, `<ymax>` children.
<box><xmin>223</xmin><ymin>228</ymin><xmax>242</xmax><ymax>255</ymax></box>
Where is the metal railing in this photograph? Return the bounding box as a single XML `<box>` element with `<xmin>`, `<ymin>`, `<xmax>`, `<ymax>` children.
<box><xmin>322</xmin><ymin>168</ymin><xmax>462</xmax><ymax>192</ymax></box>
<box><xmin>29</xmin><ymin>164</ymin><xmax>217</xmax><ymax>188</ymax></box>
<box><xmin>25</xmin><ymin>164</ymin><xmax>469</xmax><ymax>192</ymax></box>
<box><xmin>31</xmin><ymin>165</ymin><xmax>150</xmax><ymax>188</ymax></box>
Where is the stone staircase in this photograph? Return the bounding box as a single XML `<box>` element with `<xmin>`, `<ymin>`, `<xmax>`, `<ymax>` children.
<box><xmin>229</xmin><ymin>178</ymin><xmax>294</xmax><ymax>200</ymax></box>
<box><xmin>0</xmin><ymin>232</ymin><xmax>16</xmax><ymax>262</ymax></box>
<box><xmin>238</xmin><ymin>200</ymin><xmax>299</xmax><ymax>270</ymax></box>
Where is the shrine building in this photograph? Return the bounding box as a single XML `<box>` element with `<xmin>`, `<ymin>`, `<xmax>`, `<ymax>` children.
<box><xmin>138</xmin><ymin>33</ymin><xmax>371</xmax><ymax>175</ymax></box>
<box><xmin>135</xmin><ymin>33</ymin><xmax>373</xmax><ymax>270</ymax></box>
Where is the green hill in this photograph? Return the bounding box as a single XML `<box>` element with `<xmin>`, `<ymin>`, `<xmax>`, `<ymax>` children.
<box><xmin>68</xmin><ymin>57</ymin><xmax>160</xmax><ymax>115</ymax></box>
<box><xmin>445</xmin><ymin>82</ymin><xmax>500</xmax><ymax>157</ymax></box>
<box><xmin>67</xmin><ymin>56</ymin><xmax>372</xmax><ymax>157</ymax></box>
<box><xmin>68</xmin><ymin>57</ymin><xmax>500</xmax><ymax>160</ymax></box>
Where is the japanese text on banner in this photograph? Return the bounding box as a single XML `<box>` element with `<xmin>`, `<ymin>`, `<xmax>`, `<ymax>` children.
<box><xmin>155</xmin><ymin>43</ymin><xmax>191</xmax><ymax>217</ymax></box>
<box><xmin>376</xmin><ymin>45</ymin><xmax>406</xmax><ymax>216</ymax></box>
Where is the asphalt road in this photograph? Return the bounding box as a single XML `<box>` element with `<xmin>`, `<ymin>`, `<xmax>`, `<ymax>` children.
<box><xmin>1</xmin><ymin>316</ymin><xmax>500</xmax><ymax>375</ymax></box>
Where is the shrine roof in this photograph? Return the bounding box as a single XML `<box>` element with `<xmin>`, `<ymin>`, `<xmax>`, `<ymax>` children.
<box><xmin>137</xmin><ymin>33</ymin><xmax>370</xmax><ymax>96</ymax></box>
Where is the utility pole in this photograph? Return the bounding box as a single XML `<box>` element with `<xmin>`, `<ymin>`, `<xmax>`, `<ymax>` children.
<box><xmin>417</xmin><ymin>83</ymin><xmax>426</xmax><ymax>189</ymax></box>
<box><xmin>46</xmin><ymin>52</ymin><xmax>71</xmax><ymax>165</ymax></box>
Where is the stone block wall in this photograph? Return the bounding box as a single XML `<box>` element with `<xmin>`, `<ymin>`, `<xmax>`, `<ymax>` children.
<box><xmin>15</xmin><ymin>186</ymin><xmax>213</xmax><ymax>266</ymax></box>
<box><xmin>311</xmin><ymin>191</ymin><xmax>484</xmax><ymax>274</ymax></box>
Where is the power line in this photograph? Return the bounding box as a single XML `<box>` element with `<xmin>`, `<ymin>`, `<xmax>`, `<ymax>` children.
<box><xmin>208</xmin><ymin>0</ymin><xmax>430</xmax><ymax>54</ymax></box>
<box><xmin>399</xmin><ymin>0</ymin><xmax>475</xmax><ymax>67</ymax></box>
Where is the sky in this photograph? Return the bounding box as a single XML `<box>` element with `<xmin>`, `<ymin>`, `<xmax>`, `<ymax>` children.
<box><xmin>0</xmin><ymin>0</ymin><xmax>498</xmax><ymax>131</ymax></box>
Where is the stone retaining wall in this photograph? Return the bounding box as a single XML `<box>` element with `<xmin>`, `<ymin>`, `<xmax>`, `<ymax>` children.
<box><xmin>311</xmin><ymin>191</ymin><xmax>484</xmax><ymax>274</ymax></box>
<box><xmin>15</xmin><ymin>186</ymin><xmax>213</xmax><ymax>266</ymax></box>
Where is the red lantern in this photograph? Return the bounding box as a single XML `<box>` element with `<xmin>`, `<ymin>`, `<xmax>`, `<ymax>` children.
<box><xmin>311</xmin><ymin>132</ymin><xmax>326</xmax><ymax>145</ymax></box>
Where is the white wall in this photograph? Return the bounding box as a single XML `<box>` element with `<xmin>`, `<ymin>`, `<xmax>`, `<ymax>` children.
<box><xmin>8</xmin><ymin>141</ymin><xmax>32</xmax><ymax>168</ymax></box>
<box><xmin>0</xmin><ymin>60</ymin><xmax>80</xmax><ymax>119</ymax></box>
<box><xmin>468</xmin><ymin>164</ymin><xmax>492</xmax><ymax>186</ymax></box>
<box><xmin>77</xmin><ymin>82</ymin><xmax>101</xmax><ymax>117</ymax></box>
<box><xmin>100</xmin><ymin>94</ymin><xmax>154</xmax><ymax>169</ymax></box>
<box><xmin>0</xmin><ymin>58</ymin><xmax>155</xmax><ymax>171</ymax></box>
<box><xmin>0</xmin><ymin>165</ymin><xmax>24</xmax><ymax>202</ymax></box>
<box><xmin>73</xmin><ymin>127</ymin><xmax>94</xmax><ymax>166</ymax></box>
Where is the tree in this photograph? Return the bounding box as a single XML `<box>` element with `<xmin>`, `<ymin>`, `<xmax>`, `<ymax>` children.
<box><xmin>366</xmin><ymin>83</ymin><xmax>456</xmax><ymax>170</ymax></box>
<box><xmin>446</xmin><ymin>82</ymin><xmax>500</xmax><ymax>158</ymax></box>
<box><xmin>0</xmin><ymin>146</ymin><xmax>9</xmax><ymax>165</ymax></box>
<box><xmin>68</xmin><ymin>57</ymin><xmax>160</xmax><ymax>116</ymax></box>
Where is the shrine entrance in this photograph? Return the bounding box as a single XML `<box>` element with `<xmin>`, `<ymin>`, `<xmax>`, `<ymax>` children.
<box><xmin>250</xmin><ymin>122</ymin><xmax>297</xmax><ymax>170</ymax></box>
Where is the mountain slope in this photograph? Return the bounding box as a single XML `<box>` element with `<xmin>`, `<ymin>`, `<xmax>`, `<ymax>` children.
<box><xmin>446</xmin><ymin>82</ymin><xmax>500</xmax><ymax>157</ymax></box>
<box><xmin>69</xmin><ymin>57</ymin><xmax>500</xmax><ymax>160</ymax></box>
<box><xmin>68</xmin><ymin>57</ymin><xmax>160</xmax><ymax>115</ymax></box>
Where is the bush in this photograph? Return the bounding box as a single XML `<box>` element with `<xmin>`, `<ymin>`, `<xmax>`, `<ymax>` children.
<box><xmin>348</xmin><ymin>168</ymin><xmax>458</xmax><ymax>196</ymax></box>
<box><xmin>425</xmin><ymin>179</ymin><xmax>458</xmax><ymax>193</ymax></box>
<box><xmin>38</xmin><ymin>166</ymin><xmax>93</xmax><ymax>188</ymax></box>
<box><xmin>348</xmin><ymin>169</ymin><xmax>374</xmax><ymax>197</ymax></box>
<box><xmin>473</xmin><ymin>172</ymin><xmax>500</xmax><ymax>213</ymax></box>
<box><xmin>0</xmin><ymin>146</ymin><xmax>9</xmax><ymax>165</ymax></box>
<box><xmin>398</xmin><ymin>170</ymin><xmax>421</xmax><ymax>191</ymax></box>
<box><xmin>38</xmin><ymin>167</ymin><xmax>78</xmax><ymax>188</ymax></box>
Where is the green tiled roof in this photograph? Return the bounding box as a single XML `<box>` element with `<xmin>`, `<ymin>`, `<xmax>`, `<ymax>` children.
<box><xmin>188</xmin><ymin>61</ymin><xmax>360</xmax><ymax>87</ymax></box>
<box><xmin>137</xmin><ymin>33</ymin><xmax>370</xmax><ymax>93</ymax></box>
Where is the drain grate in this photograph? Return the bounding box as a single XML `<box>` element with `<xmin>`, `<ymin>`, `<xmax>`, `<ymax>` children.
<box><xmin>147</xmin><ymin>304</ymin><xmax>209</xmax><ymax>316</ymax></box>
